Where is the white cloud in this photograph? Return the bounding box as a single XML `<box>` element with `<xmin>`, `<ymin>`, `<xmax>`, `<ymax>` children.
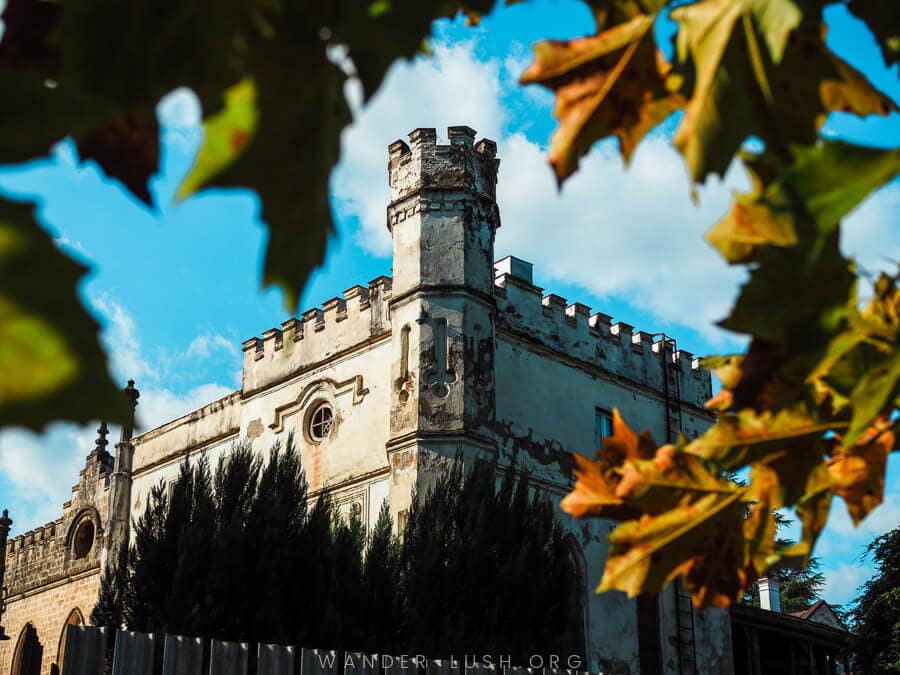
<box><xmin>494</xmin><ymin>133</ymin><xmax>751</xmax><ymax>344</ymax></box>
<box><xmin>156</xmin><ymin>87</ymin><xmax>202</xmax><ymax>130</ymax></box>
<box><xmin>0</xmin><ymin>297</ymin><xmax>234</xmax><ymax>534</ymax></box>
<box><xmin>185</xmin><ymin>332</ymin><xmax>239</xmax><ymax>360</ymax></box>
<box><xmin>91</xmin><ymin>292</ymin><xmax>159</xmax><ymax>383</ymax></box>
<box><xmin>821</xmin><ymin>562</ymin><xmax>874</xmax><ymax>607</ymax></box>
<box><xmin>0</xmin><ymin>423</ymin><xmax>97</xmax><ymax>530</ymax></box>
<box><xmin>334</xmin><ymin>36</ymin><xmax>900</xmax><ymax>345</ymax></box>
<box><xmin>842</xmin><ymin>181</ymin><xmax>900</xmax><ymax>302</ymax></box>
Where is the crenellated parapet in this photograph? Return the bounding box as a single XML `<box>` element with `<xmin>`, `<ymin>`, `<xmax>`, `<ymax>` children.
<box><xmin>242</xmin><ymin>276</ymin><xmax>393</xmax><ymax>395</ymax></box>
<box><xmin>388</xmin><ymin>126</ymin><xmax>499</xmax><ymax>209</ymax></box>
<box><xmin>3</xmin><ymin>445</ymin><xmax>110</xmax><ymax>597</ymax></box>
<box><xmin>493</xmin><ymin>257</ymin><xmax>713</xmax><ymax>409</ymax></box>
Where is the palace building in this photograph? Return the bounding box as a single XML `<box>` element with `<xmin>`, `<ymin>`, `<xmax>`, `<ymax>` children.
<box><xmin>3</xmin><ymin>126</ymin><xmax>750</xmax><ymax>675</ymax></box>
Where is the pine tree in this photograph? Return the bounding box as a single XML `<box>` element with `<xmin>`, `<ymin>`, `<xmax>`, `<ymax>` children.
<box><xmin>740</xmin><ymin>513</ymin><xmax>826</xmax><ymax>614</ymax></box>
<box><xmin>848</xmin><ymin>525</ymin><xmax>900</xmax><ymax>673</ymax></box>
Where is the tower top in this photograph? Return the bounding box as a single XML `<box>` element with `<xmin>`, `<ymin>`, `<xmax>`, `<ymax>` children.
<box><xmin>387</xmin><ymin>126</ymin><xmax>499</xmax><ymax>209</ymax></box>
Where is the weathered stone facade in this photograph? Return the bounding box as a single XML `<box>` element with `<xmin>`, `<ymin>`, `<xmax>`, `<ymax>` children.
<box><xmin>0</xmin><ymin>439</ymin><xmax>113</xmax><ymax>675</ymax></box>
<box><xmin>1</xmin><ymin>127</ymin><xmax>733</xmax><ymax>675</ymax></box>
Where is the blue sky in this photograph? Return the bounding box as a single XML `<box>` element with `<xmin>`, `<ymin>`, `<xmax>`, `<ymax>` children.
<box><xmin>0</xmin><ymin>0</ymin><xmax>898</xmax><ymax>610</ymax></box>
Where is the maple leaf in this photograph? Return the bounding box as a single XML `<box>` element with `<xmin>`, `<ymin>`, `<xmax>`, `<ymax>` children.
<box><xmin>520</xmin><ymin>12</ymin><xmax>683</xmax><ymax>182</ymax></box>
<box><xmin>828</xmin><ymin>417</ymin><xmax>896</xmax><ymax>526</ymax></box>
<box><xmin>671</xmin><ymin>0</ymin><xmax>896</xmax><ymax>183</ymax></box>
<box><xmin>600</xmin><ymin>489</ymin><xmax>750</xmax><ymax>608</ymax></box>
<box><xmin>686</xmin><ymin>406</ymin><xmax>832</xmax><ymax>473</ymax></box>
<box><xmin>561</xmin><ymin>408</ymin><xmax>656</xmax><ymax>519</ymax></box>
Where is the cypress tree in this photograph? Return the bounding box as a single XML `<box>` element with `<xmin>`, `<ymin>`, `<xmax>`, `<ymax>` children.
<box><xmin>91</xmin><ymin>541</ymin><xmax>129</xmax><ymax>631</ymax></box>
<box><xmin>362</xmin><ymin>501</ymin><xmax>401</xmax><ymax>653</ymax></box>
<box><xmin>400</xmin><ymin>457</ymin><xmax>572</xmax><ymax>665</ymax></box>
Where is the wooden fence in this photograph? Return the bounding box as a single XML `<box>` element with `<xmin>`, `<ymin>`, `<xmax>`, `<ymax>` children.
<box><xmin>60</xmin><ymin>626</ymin><xmax>598</xmax><ymax>675</ymax></box>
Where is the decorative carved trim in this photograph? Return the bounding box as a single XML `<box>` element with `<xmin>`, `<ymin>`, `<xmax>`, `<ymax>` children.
<box><xmin>269</xmin><ymin>375</ymin><xmax>369</xmax><ymax>433</ymax></box>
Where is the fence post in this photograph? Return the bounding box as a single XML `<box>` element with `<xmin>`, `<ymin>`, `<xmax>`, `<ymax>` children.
<box><xmin>257</xmin><ymin>644</ymin><xmax>295</xmax><ymax>675</ymax></box>
<box><xmin>162</xmin><ymin>635</ymin><xmax>204</xmax><ymax>675</ymax></box>
<box><xmin>209</xmin><ymin>639</ymin><xmax>248</xmax><ymax>675</ymax></box>
<box><xmin>382</xmin><ymin>655</ymin><xmax>418</xmax><ymax>675</ymax></box>
<box><xmin>112</xmin><ymin>630</ymin><xmax>155</xmax><ymax>675</ymax></box>
<box><xmin>61</xmin><ymin>625</ymin><xmax>107</xmax><ymax>675</ymax></box>
<box><xmin>427</xmin><ymin>658</ymin><xmax>461</xmax><ymax>675</ymax></box>
<box><xmin>346</xmin><ymin>653</ymin><xmax>380</xmax><ymax>675</ymax></box>
<box><xmin>300</xmin><ymin>648</ymin><xmax>339</xmax><ymax>675</ymax></box>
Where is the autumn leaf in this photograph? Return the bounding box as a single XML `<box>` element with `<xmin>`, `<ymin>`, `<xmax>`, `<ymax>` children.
<box><xmin>561</xmin><ymin>408</ymin><xmax>656</xmax><ymax>519</ymax></box>
<box><xmin>0</xmin><ymin>200</ymin><xmax>129</xmax><ymax>429</ymax></box>
<box><xmin>829</xmin><ymin>421</ymin><xmax>895</xmax><ymax>526</ymax></box>
<box><xmin>600</xmin><ymin>489</ymin><xmax>750</xmax><ymax>607</ymax></box>
<box><xmin>178</xmin><ymin>80</ymin><xmax>259</xmax><ymax>201</ymax></box>
<box><xmin>561</xmin><ymin>453</ymin><xmax>636</xmax><ymax>519</ymax></box>
<box><xmin>520</xmin><ymin>12</ymin><xmax>682</xmax><ymax>182</ymax></box>
<box><xmin>671</xmin><ymin>0</ymin><xmax>895</xmax><ymax>183</ymax></box>
<box><xmin>705</xmin><ymin>164</ymin><xmax>797</xmax><ymax>264</ymax></box>
<box><xmin>686</xmin><ymin>406</ymin><xmax>832</xmax><ymax>472</ymax></box>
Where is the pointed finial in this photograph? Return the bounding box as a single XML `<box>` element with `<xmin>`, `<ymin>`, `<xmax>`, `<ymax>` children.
<box><xmin>95</xmin><ymin>420</ymin><xmax>109</xmax><ymax>454</ymax></box>
<box><xmin>120</xmin><ymin>380</ymin><xmax>140</xmax><ymax>443</ymax></box>
<box><xmin>0</xmin><ymin>509</ymin><xmax>11</xmax><ymax>536</ymax></box>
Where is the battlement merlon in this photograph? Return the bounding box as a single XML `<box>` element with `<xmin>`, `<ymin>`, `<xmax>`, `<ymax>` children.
<box><xmin>241</xmin><ymin>276</ymin><xmax>393</xmax><ymax>395</ymax></box>
<box><xmin>387</xmin><ymin>126</ymin><xmax>500</xmax><ymax>211</ymax></box>
<box><xmin>493</xmin><ymin>257</ymin><xmax>715</xmax><ymax>410</ymax></box>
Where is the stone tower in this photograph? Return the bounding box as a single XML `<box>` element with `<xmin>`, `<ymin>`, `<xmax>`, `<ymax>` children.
<box><xmin>385</xmin><ymin>126</ymin><xmax>500</xmax><ymax>519</ymax></box>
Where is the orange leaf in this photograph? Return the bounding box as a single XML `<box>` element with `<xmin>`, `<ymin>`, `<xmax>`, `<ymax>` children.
<box><xmin>521</xmin><ymin>14</ymin><xmax>682</xmax><ymax>183</ymax></box>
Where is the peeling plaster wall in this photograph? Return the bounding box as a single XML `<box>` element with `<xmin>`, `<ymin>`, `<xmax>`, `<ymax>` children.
<box><xmin>128</xmin><ymin>337</ymin><xmax>395</xmax><ymax>534</ymax></box>
<box><xmin>493</xmin><ymin>335</ymin><xmax>726</xmax><ymax>674</ymax></box>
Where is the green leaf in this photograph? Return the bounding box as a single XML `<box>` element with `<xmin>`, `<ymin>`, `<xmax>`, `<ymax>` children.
<box><xmin>784</xmin><ymin>142</ymin><xmax>900</xmax><ymax>236</ymax></box>
<box><xmin>671</xmin><ymin>0</ymin><xmax>803</xmax><ymax>181</ymax></box>
<box><xmin>0</xmin><ymin>200</ymin><xmax>129</xmax><ymax>429</ymax></box>
<box><xmin>177</xmin><ymin>35</ymin><xmax>352</xmax><ymax>312</ymax></box>
<box><xmin>671</xmin><ymin>0</ymin><xmax>895</xmax><ymax>183</ymax></box>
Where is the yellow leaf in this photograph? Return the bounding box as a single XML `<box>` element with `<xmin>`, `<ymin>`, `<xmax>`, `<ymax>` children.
<box><xmin>177</xmin><ymin>79</ymin><xmax>259</xmax><ymax>201</ymax></box>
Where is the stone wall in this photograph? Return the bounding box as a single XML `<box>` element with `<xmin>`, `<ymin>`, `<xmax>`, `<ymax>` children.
<box><xmin>0</xmin><ymin>447</ymin><xmax>112</xmax><ymax>675</ymax></box>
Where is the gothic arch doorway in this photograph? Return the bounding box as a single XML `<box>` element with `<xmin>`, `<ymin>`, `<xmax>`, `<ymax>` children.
<box><xmin>10</xmin><ymin>623</ymin><xmax>42</xmax><ymax>675</ymax></box>
<box><xmin>562</xmin><ymin>534</ymin><xmax>588</xmax><ymax>665</ymax></box>
<box><xmin>53</xmin><ymin>608</ymin><xmax>84</xmax><ymax>675</ymax></box>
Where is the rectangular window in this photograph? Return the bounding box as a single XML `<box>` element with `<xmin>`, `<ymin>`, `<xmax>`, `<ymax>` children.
<box><xmin>595</xmin><ymin>409</ymin><xmax>613</xmax><ymax>450</ymax></box>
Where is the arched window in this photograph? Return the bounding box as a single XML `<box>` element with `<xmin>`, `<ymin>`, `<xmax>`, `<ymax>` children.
<box><xmin>11</xmin><ymin>623</ymin><xmax>43</xmax><ymax>675</ymax></box>
<box><xmin>72</xmin><ymin>519</ymin><xmax>95</xmax><ymax>558</ymax></box>
<box><xmin>54</xmin><ymin>609</ymin><xmax>84</xmax><ymax>674</ymax></box>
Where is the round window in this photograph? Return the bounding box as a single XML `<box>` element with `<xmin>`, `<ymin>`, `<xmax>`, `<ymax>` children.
<box><xmin>308</xmin><ymin>403</ymin><xmax>334</xmax><ymax>442</ymax></box>
<box><xmin>73</xmin><ymin>519</ymin><xmax>94</xmax><ymax>559</ymax></box>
